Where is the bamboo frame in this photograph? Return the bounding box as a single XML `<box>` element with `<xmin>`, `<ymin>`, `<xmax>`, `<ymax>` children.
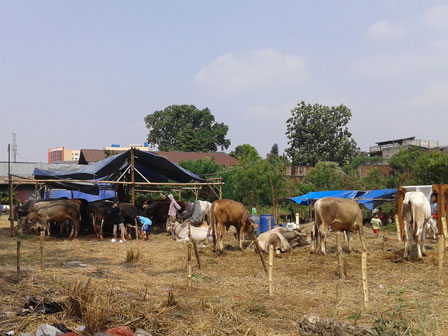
<box><xmin>187</xmin><ymin>242</ymin><xmax>193</xmax><ymax>289</ymax></box>
<box><xmin>40</xmin><ymin>231</ymin><xmax>45</xmax><ymax>270</ymax></box>
<box><xmin>336</xmin><ymin>232</ymin><xmax>344</xmax><ymax>279</ymax></box>
<box><xmin>361</xmin><ymin>251</ymin><xmax>369</xmax><ymax>309</ymax></box>
<box><xmin>268</xmin><ymin>244</ymin><xmax>274</xmax><ymax>296</ymax></box>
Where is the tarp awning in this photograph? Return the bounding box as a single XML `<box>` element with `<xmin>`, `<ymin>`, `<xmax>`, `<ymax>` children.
<box><xmin>33</xmin><ymin>149</ymin><xmax>205</xmax><ymax>195</ymax></box>
<box><xmin>288</xmin><ymin>189</ymin><xmax>397</xmax><ymax>210</ymax></box>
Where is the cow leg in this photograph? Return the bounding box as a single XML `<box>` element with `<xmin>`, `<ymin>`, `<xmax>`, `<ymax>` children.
<box><xmin>218</xmin><ymin>223</ymin><xmax>225</xmax><ymax>253</ymax></box>
<box><xmin>404</xmin><ymin>224</ymin><xmax>411</xmax><ymax>259</ymax></box>
<box><xmin>346</xmin><ymin>231</ymin><xmax>353</xmax><ymax>253</ymax></box>
<box><xmin>238</xmin><ymin>226</ymin><xmax>244</xmax><ymax>251</ymax></box>
<box><xmin>319</xmin><ymin>224</ymin><xmax>329</xmax><ymax>255</ymax></box>
<box><xmin>415</xmin><ymin>224</ymin><xmax>425</xmax><ymax>259</ymax></box>
<box><xmin>99</xmin><ymin>219</ymin><xmax>104</xmax><ymax>240</ymax></box>
<box><xmin>310</xmin><ymin>223</ymin><xmax>318</xmax><ymax>253</ymax></box>
<box><xmin>68</xmin><ymin>218</ymin><xmax>75</xmax><ymax>239</ymax></box>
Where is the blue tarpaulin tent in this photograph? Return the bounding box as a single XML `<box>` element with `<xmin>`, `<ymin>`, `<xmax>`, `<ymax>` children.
<box><xmin>288</xmin><ymin>189</ymin><xmax>397</xmax><ymax>210</ymax></box>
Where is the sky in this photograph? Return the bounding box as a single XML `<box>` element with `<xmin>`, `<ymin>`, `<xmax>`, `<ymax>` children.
<box><xmin>1</xmin><ymin>0</ymin><xmax>448</xmax><ymax>162</ymax></box>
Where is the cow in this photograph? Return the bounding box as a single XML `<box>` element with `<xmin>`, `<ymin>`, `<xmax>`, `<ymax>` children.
<box><xmin>402</xmin><ymin>191</ymin><xmax>432</xmax><ymax>260</ymax></box>
<box><xmin>311</xmin><ymin>197</ymin><xmax>366</xmax><ymax>255</ymax></box>
<box><xmin>142</xmin><ymin>199</ymin><xmax>186</xmax><ymax>231</ymax></box>
<box><xmin>25</xmin><ymin>200</ymin><xmax>81</xmax><ymax>239</ymax></box>
<box><xmin>257</xmin><ymin>227</ymin><xmax>310</xmax><ymax>254</ymax></box>
<box><xmin>210</xmin><ymin>199</ymin><xmax>256</xmax><ymax>253</ymax></box>
<box><xmin>190</xmin><ymin>201</ymin><xmax>212</xmax><ymax>226</ymax></box>
<box><xmin>170</xmin><ymin>219</ymin><xmax>210</xmax><ymax>244</ymax></box>
<box><xmin>89</xmin><ymin>200</ymin><xmax>140</xmax><ymax>239</ymax></box>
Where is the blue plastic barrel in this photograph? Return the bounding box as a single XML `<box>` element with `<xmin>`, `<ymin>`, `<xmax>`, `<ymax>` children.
<box><xmin>260</xmin><ymin>214</ymin><xmax>274</xmax><ymax>233</ymax></box>
<box><xmin>250</xmin><ymin>215</ymin><xmax>261</xmax><ymax>235</ymax></box>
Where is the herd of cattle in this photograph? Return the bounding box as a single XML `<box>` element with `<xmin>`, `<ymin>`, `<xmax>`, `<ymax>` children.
<box><xmin>13</xmin><ymin>190</ymin><xmax>440</xmax><ymax>259</ymax></box>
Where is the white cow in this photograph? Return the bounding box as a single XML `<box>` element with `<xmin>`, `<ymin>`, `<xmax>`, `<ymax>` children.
<box><xmin>402</xmin><ymin>191</ymin><xmax>431</xmax><ymax>260</ymax></box>
<box><xmin>171</xmin><ymin>220</ymin><xmax>210</xmax><ymax>245</ymax></box>
<box><xmin>257</xmin><ymin>227</ymin><xmax>310</xmax><ymax>254</ymax></box>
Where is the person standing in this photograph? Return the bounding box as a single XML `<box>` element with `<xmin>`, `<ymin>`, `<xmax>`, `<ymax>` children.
<box><xmin>111</xmin><ymin>199</ymin><xmax>126</xmax><ymax>242</ymax></box>
<box><xmin>370</xmin><ymin>213</ymin><xmax>382</xmax><ymax>238</ymax></box>
<box><xmin>167</xmin><ymin>194</ymin><xmax>181</xmax><ymax>229</ymax></box>
<box><xmin>251</xmin><ymin>204</ymin><xmax>257</xmax><ymax>216</ymax></box>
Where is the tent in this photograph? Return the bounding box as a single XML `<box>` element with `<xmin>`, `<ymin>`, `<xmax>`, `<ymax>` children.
<box><xmin>33</xmin><ymin>149</ymin><xmax>205</xmax><ymax>195</ymax></box>
<box><xmin>287</xmin><ymin>189</ymin><xmax>397</xmax><ymax>210</ymax></box>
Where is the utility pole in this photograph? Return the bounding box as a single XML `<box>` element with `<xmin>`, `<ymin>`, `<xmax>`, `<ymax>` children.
<box><xmin>8</xmin><ymin>144</ymin><xmax>15</xmax><ymax>236</ymax></box>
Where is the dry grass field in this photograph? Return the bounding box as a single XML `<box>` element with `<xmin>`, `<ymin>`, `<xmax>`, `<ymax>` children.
<box><xmin>1</xmin><ymin>216</ymin><xmax>447</xmax><ymax>335</ymax></box>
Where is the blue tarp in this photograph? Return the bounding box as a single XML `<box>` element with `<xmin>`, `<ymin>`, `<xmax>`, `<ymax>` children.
<box><xmin>44</xmin><ymin>188</ymin><xmax>116</xmax><ymax>202</ymax></box>
<box><xmin>33</xmin><ymin>149</ymin><xmax>205</xmax><ymax>195</ymax></box>
<box><xmin>288</xmin><ymin>189</ymin><xmax>397</xmax><ymax>210</ymax></box>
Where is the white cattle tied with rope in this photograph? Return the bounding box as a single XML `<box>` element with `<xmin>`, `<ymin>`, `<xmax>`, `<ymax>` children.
<box><xmin>402</xmin><ymin>191</ymin><xmax>432</xmax><ymax>260</ymax></box>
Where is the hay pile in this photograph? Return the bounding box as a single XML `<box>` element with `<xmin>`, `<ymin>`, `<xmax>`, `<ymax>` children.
<box><xmin>0</xmin><ymin>217</ymin><xmax>447</xmax><ymax>335</ymax></box>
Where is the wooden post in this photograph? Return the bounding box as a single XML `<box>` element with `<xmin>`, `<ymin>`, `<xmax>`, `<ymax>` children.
<box><xmin>437</xmin><ymin>235</ymin><xmax>444</xmax><ymax>286</ymax></box>
<box><xmin>442</xmin><ymin>217</ymin><xmax>448</xmax><ymax>249</ymax></box>
<box><xmin>40</xmin><ymin>231</ymin><xmax>44</xmax><ymax>271</ymax></box>
<box><xmin>336</xmin><ymin>232</ymin><xmax>344</xmax><ymax>279</ymax></box>
<box><xmin>187</xmin><ymin>242</ymin><xmax>193</xmax><ymax>289</ymax></box>
<box><xmin>8</xmin><ymin>144</ymin><xmax>15</xmax><ymax>237</ymax></box>
<box><xmin>268</xmin><ymin>244</ymin><xmax>274</xmax><ymax>296</ymax></box>
<box><xmin>34</xmin><ymin>182</ymin><xmax>39</xmax><ymax>199</ymax></box>
<box><xmin>130</xmin><ymin>148</ymin><xmax>138</xmax><ymax>240</ymax></box>
<box><xmin>394</xmin><ymin>215</ymin><xmax>401</xmax><ymax>242</ymax></box>
<box><xmin>268</xmin><ymin>216</ymin><xmax>272</xmax><ymax>231</ymax></box>
<box><xmin>295</xmin><ymin>213</ymin><xmax>300</xmax><ymax>227</ymax></box>
<box><xmin>17</xmin><ymin>240</ymin><xmax>21</xmax><ymax>282</ymax></box>
<box><xmin>252</xmin><ymin>234</ymin><xmax>267</xmax><ymax>274</ymax></box>
<box><xmin>397</xmin><ymin>187</ymin><xmax>405</xmax><ymax>241</ymax></box>
<box><xmin>361</xmin><ymin>251</ymin><xmax>369</xmax><ymax>309</ymax></box>
<box><xmin>219</xmin><ymin>181</ymin><xmax>223</xmax><ymax>199</ymax></box>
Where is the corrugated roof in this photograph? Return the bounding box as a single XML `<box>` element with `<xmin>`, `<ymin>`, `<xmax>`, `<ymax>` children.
<box><xmin>154</xmin><ymin>151</ymin><xmax>239</xmax><ymax>166</ymax></box>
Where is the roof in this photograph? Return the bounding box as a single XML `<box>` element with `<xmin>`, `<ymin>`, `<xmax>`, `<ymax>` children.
<box><xmin>152</xmin><ymin>152</ymin><xmax>239</xmax><ymax>166</ymax></box>
<box><xmin>78</xmin><ymin>149</ymin><xmax>107</xmax><ymax>164</ymax></box>
<box><xmin>376</xmin><ymin>137</ymin><xmax>415</xmax><ymax>145</ymax></box>
<box><xmin>78</xmin><ymin>149</ymin><xmax>239</xmax><ymax>166</ymax></box>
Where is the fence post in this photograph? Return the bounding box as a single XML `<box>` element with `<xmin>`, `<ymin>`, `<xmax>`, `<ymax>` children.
<box><xmin>268</xmin><ymin>244</ymin><xmax>274</xmax><ymax>296</ymax></box>
<box><xmin>336</xmin><ymin>232</ymin><xmax>344</xmax><ymax>279</ymax></box>
<box><xmin>17</xmin><ymin>240</ymin><xmax>21</xmax><ymax>282</ymax></box>
<box><xmin>40</xmin><ymin>231</ymin><xmax>45</xmax><ymax>271</ymax></box>
<box><xmin>394</xmin><ymin>215</ymin><xmax>401</xmax><ymax>242</ymax></box>
<box><xmin>187</xmin><ymin>242</ymin><xmax>193</xmax><ymax>289</ymax></box>
<box><xmin>437</xmin><ymin>235</ymin><xmax>445</xmax><ymax>286</ymax></box>
<box><xmin>361</xmin><ymin>251</ymin><xmax>369</xmax><ymax>309</ymax></box>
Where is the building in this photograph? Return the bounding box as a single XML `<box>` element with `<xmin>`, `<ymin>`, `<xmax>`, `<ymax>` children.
<box><xmin>103</xmin><ymin>143</ymin><xmax>151</xmax><ymax>152</ymax></box>
<box><xmin>48</xmin><ymin>147</ymin><xmax>80</xmax><ymax>163</ymax></box>
<box><xmin>369</xmin><ymin>137</ymin><xmax>439</xmax><ymax>159</ymax></box>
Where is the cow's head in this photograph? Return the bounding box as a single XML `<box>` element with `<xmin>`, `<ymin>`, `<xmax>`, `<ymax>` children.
<box><xmin>244</xmin><ymin>218</ymin><xmax>258</xmax><ymax>235</ymax></box>
<box><xmin>24</xmin><ymin>213</ymin><xmax>45</xmax><ymax>234</ymax></box>
<box><xmin>293</xmin><ymin>229</ymin><xmax>310</xmax><ymax>245</ymax></box>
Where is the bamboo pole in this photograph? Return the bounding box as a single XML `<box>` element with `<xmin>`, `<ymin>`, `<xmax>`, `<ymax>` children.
<box><xmin>187</xmin><ymin>242</ymin><xmax>193</xmax><ymax>289</ymax></box>
<box><xmin>268</xmin><ymin>216</ymin><xmax>272</xmax><ymax>231</ymax></box>
<box><xmin>17</xmin><ymin>240</ymin><xmax>21</xmax><ymax>282</ymax></box>
<box><xmin>268</xmin><ymin>244</ymin><xmax>274</xmax><ymax>296</ymax></box>
<box><xmin>40</xmin><ymin>231</ymin><xmax>45</xmax><ymax>270</ymax></box>
<box><xmin>336</xmin><ymin>232</ymin><xmax>344</xmax><ymax>279</ymax></box>
<box><xmin>437</xmin><ymin>235</ymin><xmax>444</xmax><ymax>286</ymax></box>
<box><xmin>442</xmin><ymin>217</ymin><xmax>448</xmax><ymax>249</ymax></box>
<box><xmin>361</xmin><ymin>251</ymin><xmax>369</xmax><ymax>309</ymax></box>
<box><xmin>295</xmin><ymin>213</ymin><xmax>300</xmax><ymax>227</ymax></box>
<box><xmin>383</xmin><ymin>231</ymin><xmax>388</xmax><ymax>253</ymax></box>
<box><xmin>397</xmin><ymin>187</ymin><xmax>405</xmax><ymax>241</ymax></box>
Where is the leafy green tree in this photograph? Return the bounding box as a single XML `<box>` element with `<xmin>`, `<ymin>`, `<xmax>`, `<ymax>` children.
<box><xmin>414</xmin><ymin>151</ymin><xmax>448</xmax><ymax>184</ymax></box>
<box><xmin>285</xmin><ymin>101</ymin><xmax>359</xmax><ymax>166</ymax></box>
<box><xmin>362</xmin><ymin>167</ymin><xmax>388</xmax><ymax>189</ymax></box>
<box><xmin>388</xmin><ymin>147</ymin><xmax>423</xmax><ymax>186</ymax></box>
<box><xmin>305</xmin><ymin>161</ymin><xmax>345</xmax><ymax>191</ymax></box>
<box><xmin>229</xmin><ymin>144</ymin><xmax>260</xmax><ymax>162</ymax></box>
<box><xmin>144</xmin><ymin>104</ymin><xmax>230</xmax><ymax>152</ymax></box>
<box><xmin>179</xmin><ymin>158</ymin><xmax>222</xmax><ymax>179</ymax></box>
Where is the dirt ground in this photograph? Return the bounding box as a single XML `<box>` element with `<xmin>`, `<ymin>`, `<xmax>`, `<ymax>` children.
<box><xmin>1</xmin><ymin>216</ymin><xmax>447</xmax><ymax>336</ymax></box>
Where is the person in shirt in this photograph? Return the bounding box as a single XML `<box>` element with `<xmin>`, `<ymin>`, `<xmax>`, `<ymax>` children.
<box><xmin>251</xmin><ymin>205</ymin><xmax>257</xmax><ymax>216</ymax></box>
<box><xmin>370</xmin><ymin>213</ymin><xmax>382</xmax><ymax>238</ymax></box>
<box><xmin>167</xmin><ymin>194</ymin><xmax>181</xmax><ymax>229</ymax></box>
<box><xmin>136</xmin><ymin>215</ymin><xmax>152</xmax><ymax>240</ymax></box>
<box><xmin>111</xmin><ymin>199</ymin><xmax>126</xmax><ymax>242</ymax></box>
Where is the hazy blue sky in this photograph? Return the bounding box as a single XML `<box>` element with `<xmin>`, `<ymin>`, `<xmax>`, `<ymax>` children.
<box><xmin>2</xmin><ymin>1</ymin><xmax>448</xmax><ymax>162</ymax></box>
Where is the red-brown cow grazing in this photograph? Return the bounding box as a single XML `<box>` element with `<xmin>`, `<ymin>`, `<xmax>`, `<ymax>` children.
<box><xmin>210</xmin><ymin>199</ymin><xmax>256</xmax><ymax>253</ymax></box>
<box><xmin>311</xmin><ymin>197</ymin><xmax>366</xmax><ymax>255</ymax></box>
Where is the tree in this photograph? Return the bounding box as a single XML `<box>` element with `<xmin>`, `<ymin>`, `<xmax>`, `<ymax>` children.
<box><xmin>285</xmin><ymin>101</ymin><xmax>359</xmax><ymax>166</ymax></box>
<box><xmin>388</xmin><ymin>147</ymin><xmax>423</xmax><ymax>186</ymax></box>
<box><xmin>229</xmin><ymin>144</ymin><xmax>260</xmax><ymax>162</ymax></box>
<box><xmin>144</xmin><ymin>104</ymin><xmax>230</xmax><ymax>152</ymax></box>
<box><xmin>270</xmin><ymin>143</ymin><xmax>279</xmax><ymax>157</ymax></box>
<box><xmin>305</xmin><ymin>161</ymin><xmax>345</xmax><ymax>191</ymax></box>
<box><xmin>179</xmin><ymin>158</ymin><xmax>222</xmax><ymax>178</ymax></box>
<box><xmin>414</xmin><ymin>151</ymin><xmax>448</xmax><ymax>184</ymax></box>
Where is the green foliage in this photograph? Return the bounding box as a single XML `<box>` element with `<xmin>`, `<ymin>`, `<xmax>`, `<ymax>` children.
<box><xmin>179</xmin><ymin>158</ymin><xmax>223</xmax><ymax>178</ymax></box>
<box><xmin>388</xmin><ymin>147</ymin><xmax>423</xmax><ymax>185</ymax></box>
<box><xmin>362</xmin><ymin>167</ymin><xmax>388</xmax><ymax>189</ymax></box>
<box><xmin>285</xmin><ymin>101</ymin><xmax>359</xmax><ymax>166</ymax></box>
<box><xmin>305</xmin><ymin>161</ymin><xmax>345</xmax><ymax>191</ymax></box>
<box><xmin>270</xmin><ymin>143</ymin><xmax>279</xmax><ymax>157</ymax></box>
<box><xmin>229</xmin><ymin>144</ymin><xmax>260</xmax><ymax>162</ymax></box>
<box><xmin>144</xmin><ymin>104</ymin><xmax>230</xmax><ymax>152</ymax></box>
<box><xmin>414</xmin><ymin>151</ymin><xmax>448</xmax><ymax>184</ymax></box>
<box><xmin>0</xmin><ymin>191</ymin><xmax>19</xmax><ymax>205</ymax></box>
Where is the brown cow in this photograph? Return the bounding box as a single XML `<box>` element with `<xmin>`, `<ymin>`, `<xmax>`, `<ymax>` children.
<box><xmin>311</xmin><ymin>197</ymin><xmax>366</xmax><ymax>255</ymax></box>
<box><xmin>26</xmin><ymin>200</ymin><xmax>81</xmax><ymax>239</ymax></box>
<box><xmin>210</xmin><ymin>199</ymin><xmax>256</xmax><ymax>253</ymax></box>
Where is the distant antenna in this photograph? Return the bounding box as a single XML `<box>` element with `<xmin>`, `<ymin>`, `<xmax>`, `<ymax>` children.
<box><xmin>12</xmin><ymin>133</ymin><xmax>17</xmax><ymax>162</ymax></box>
